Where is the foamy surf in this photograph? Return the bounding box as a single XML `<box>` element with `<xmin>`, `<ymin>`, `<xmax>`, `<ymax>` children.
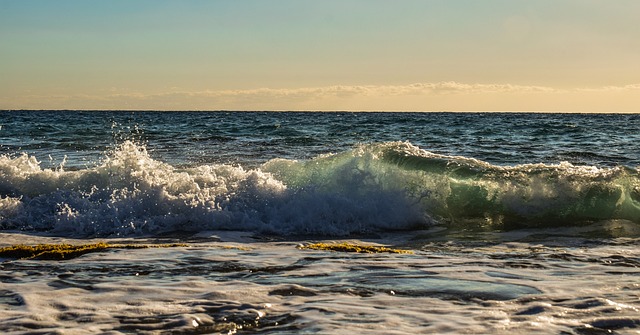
<box><xmin>0</xmin><ymin>232</ymin><xmax>638</xmax><ymax>334</ymax></box>
<box><xmin>1</xmin><ymin>141</ymin><xmax>639</xmax><ymax>237</ymax></box>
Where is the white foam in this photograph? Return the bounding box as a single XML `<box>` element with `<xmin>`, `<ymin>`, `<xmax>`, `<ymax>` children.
<box><xmin>1</xmin><ymin>233</ymin><xmax>638</xmax><ymax>334</ymax></box>
<box><xmin>0</xmin><ymin>141</ymin><xmax>427</xmax><ymax>237</ymax></box>
<box><xmin>2</xmin><ymin>141</ymin><xmax>639</xmax><ymax>237</ymax></box>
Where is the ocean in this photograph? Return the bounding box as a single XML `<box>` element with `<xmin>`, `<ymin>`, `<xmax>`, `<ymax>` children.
<box><xmin>1</xmin><ymin>111</ymin><xmax>639</xmax><ymax>334</ymax></box>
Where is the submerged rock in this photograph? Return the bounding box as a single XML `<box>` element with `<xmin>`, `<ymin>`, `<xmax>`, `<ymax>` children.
<box><xmin>0</xmin><ymin>242</ymin><xmax>188</xmax><ymax>260</ymax></box>
<box><xmin>298</xmin><ymin>242</ymin><xmax>413</xmax><ymax>254</ymax></box>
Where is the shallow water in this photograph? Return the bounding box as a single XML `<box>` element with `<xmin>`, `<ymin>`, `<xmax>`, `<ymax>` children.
<box><xmin>1</xmin><ymin>230</ymin><xmax>639</xmax><ymax>334</ymax></box>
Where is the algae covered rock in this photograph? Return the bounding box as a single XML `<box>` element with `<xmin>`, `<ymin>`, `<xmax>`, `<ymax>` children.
<box><xmin>0</xmin><ymin>242</ymin><xmax>187</xmax><ymax>260</ymax></box>
<box><xmin>298</xmin><ymin>242</ymin><xmax>413</xmax><ymax>254</ymax></box>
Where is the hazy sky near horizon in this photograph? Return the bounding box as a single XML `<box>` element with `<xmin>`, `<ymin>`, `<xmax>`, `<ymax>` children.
<box><xmin>1</xmin><ymin>0</ymin><xmax>639</xmax><ymax>111</ymax></box>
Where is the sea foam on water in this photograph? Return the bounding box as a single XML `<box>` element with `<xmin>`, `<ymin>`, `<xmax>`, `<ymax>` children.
<box><xmin>0</xmin><ymin>141</ymin><xmax>426</xmax><ymax>237</ymax></box>
<box><xmin>2</xmin><ymin>140</ymin><xmax>640</xmax><ymax>237</ymax></box>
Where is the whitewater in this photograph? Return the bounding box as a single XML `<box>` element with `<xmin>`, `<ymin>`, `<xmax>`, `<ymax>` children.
<box><xmin>0</xmin><ymin>111</ymin><xmax>639</xmax><ymax>334</ymax></box>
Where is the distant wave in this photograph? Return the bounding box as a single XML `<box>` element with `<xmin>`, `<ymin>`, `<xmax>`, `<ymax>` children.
<box><xmin>1</xmin><ymin>141</ymin><xmax>639</xmax><ymax>237</ymax></box>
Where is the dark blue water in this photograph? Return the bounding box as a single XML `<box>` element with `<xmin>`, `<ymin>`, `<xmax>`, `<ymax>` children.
<box><xmin>2</xmin><ymin>111</ymin><xmax>639</xmax><ymax>168</ymax></box>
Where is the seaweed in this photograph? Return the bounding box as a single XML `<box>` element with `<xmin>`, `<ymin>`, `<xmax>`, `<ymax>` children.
<box><xmin>298</xmin><ymin>242</ymin><xmax>413</xmax><ymax>254</ymax></box>
<box><xmin>0</xmin><ymin>243</ymin><xmax>188</xmax><ymax>260</ymax></box>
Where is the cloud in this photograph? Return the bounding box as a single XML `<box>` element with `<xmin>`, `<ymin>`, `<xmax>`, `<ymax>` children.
<box><xmin>218</xmin><ymin>82</ymin><xmax>559</xmax><ymax>96</ymax></box>
<box><xmin>578</xmin><ymin>84</ymin><xmax>640</xmax><ymax>92</ymax></box>
<box><xmin>105</xmin><ymin>82</ymin><xmax>560</xmax><ymax>101</ymax></box>
<box><xmin>2</xmin><ymin>82</ymin><xmax>639</xmax><ymax>111</ymax></box>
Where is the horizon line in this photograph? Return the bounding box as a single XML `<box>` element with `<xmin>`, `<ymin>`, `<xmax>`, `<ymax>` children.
<box><xmin>1</xmin><ymin>109</ymin><xmax>638</xmax><ymax>114</ymax></box>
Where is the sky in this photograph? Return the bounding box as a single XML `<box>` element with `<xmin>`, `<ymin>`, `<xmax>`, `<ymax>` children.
<box><xmin>1</xmin><ymin>0</ymin><xmax>639</xmax><ymax>112</ymax></box>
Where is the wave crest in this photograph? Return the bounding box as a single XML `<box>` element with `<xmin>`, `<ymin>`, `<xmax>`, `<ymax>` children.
<box><xmin>0</xmin><ymin>141</ymin><xmax>426</xmax><ymax>236</ymax></box>
<box><xmin>1</xmin><ymin>141</ymin><xmax>639</xmax><ymax>237</ymax></box>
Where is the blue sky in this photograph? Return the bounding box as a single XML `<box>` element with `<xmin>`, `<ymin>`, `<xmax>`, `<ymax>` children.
<box><xmin>1</xmin><ymin>0</ymin><xmax>639</xmax><ymax>111</ymax></box>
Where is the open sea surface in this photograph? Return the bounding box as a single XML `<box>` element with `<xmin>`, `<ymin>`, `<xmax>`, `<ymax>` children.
<box><xmin>1</xmin><ymin>111</ymin><xmax>639</xmax><ymax>334</ymax></box>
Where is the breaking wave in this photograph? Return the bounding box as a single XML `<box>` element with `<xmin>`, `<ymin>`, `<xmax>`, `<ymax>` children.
<box><xmin>1</xmin><ymin>141</ymin><xmax>639</xmax><ymax>237</ymax></box>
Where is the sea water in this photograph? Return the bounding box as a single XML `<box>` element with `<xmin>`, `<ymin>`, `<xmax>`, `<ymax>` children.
<box><xmin>0</xmin><ymin>111</ymin><xmax>639</xmax><ymax>334</ymax></box>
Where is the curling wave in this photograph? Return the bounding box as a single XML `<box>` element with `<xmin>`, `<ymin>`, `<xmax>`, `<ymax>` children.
<box><xmin>1</xmin><ymin>141</ymin><xmax>639</xmax><ymax>237</ymax></box>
